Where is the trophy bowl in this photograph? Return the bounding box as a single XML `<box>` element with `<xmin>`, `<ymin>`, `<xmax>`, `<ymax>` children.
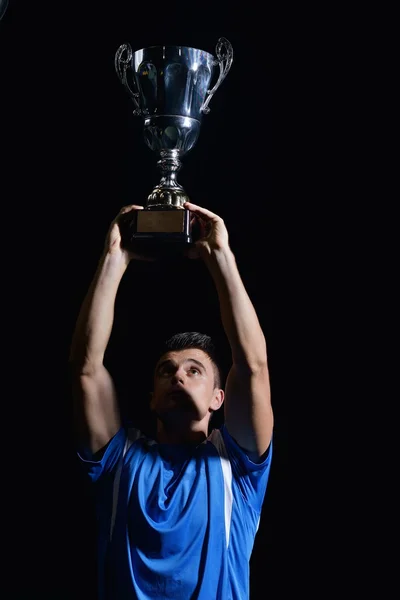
<box><xmin>115</xmin><ymin>38</ymin><xmax>233</xmax><ymax>258</ymax></box>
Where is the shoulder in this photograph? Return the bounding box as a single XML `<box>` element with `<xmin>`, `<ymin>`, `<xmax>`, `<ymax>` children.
<box><xmin>210</xmin><ymin>424</ymin><xmax>272</xmax><ymax>466</ymax></box>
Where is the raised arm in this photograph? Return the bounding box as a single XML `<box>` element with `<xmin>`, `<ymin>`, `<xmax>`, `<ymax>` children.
<box><xmin>69</xmin><ymin>205</ymin><xmax>145</xmax><ymax>454</ymax></box>
<box><xmin>185</xmin><ymin>202</ymin><xmax>273</xmax><ymax>461</ymax></box>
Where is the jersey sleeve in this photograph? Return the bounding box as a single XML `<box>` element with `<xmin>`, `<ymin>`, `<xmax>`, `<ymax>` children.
<box><xmin>76</xmin><ymin>427</ymin><xmax>127</xmax><ymax>482</ymax></box>
<box><xmin>220</xmin><ymin>423</ymin><xmax>273</xmax><ymax>514</ymax></box>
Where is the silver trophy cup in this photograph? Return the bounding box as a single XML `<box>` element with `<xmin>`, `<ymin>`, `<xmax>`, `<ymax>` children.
<box><xmin>115</xmin><ymin>37</ymin><xmax>233</xmax><ymax>257</ymax></box>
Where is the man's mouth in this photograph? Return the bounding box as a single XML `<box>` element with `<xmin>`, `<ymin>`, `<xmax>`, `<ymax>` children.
<box><xmin>166</xmin><ymin>388</ymin><xmax>191</xmax><ymax>402</ymax></box>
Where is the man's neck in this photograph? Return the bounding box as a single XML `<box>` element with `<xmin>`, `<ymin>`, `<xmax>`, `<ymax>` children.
<box><xmin>156</xmin><ymin>422</ymin><xmax>208</xmax><ymax>446</ymax></box>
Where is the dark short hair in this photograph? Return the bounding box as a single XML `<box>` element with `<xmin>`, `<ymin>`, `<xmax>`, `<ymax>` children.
<box><xmin>155</xmin><ymin>332</ymin><xmax>223</xmax><ymax>389</ymax></box>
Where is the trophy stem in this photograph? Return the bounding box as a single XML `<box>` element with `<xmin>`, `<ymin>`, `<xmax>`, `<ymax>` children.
<box><xmin>147</xmin><ymin>150</ymin><xmax>190</xmax><ymax>208</ymax></box>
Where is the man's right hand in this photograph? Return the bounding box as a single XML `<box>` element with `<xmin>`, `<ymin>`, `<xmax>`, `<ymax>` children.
<box><xmin>104</xmin><ymin>204</ymin><xmax>155</xmax><ymax>263</ymax></box>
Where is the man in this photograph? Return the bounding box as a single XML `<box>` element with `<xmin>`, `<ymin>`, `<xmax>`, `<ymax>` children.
<box><xmin>69</xmin><ymin>201</ymin><xmax>274</xmax><ymax>599</ymax></box>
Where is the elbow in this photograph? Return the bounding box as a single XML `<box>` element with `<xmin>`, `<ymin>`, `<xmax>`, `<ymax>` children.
<box><xmin>233</xmin><ymin>359</ymin><xmax>269</xmax><ymax>379</ymax></box>
<box><xmin>240</xmin><ymin>336</ymin><xmax>268</xmax><ymax>373</ymax></box>
<box><xmin>234</xmin><ymin>345</ymin><xmax>269</xmax><ymax>375</ymax></box>
<box><xmin>68</xmin><ymin>356</ymin><xmax>103</xmax><ymax>377</ymax></box>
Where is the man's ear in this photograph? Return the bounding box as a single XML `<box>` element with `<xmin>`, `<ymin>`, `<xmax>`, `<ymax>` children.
<box><xmin>211</xmin><ymin>389</ymin><xmax>224</xmax><ymax>411</ymax></box>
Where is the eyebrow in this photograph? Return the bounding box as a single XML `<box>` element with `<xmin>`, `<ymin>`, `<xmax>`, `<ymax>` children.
<box><xmin>156</xmin><ymin>358</ymin><xmax>206</xmax><ymax>371</ymax></box>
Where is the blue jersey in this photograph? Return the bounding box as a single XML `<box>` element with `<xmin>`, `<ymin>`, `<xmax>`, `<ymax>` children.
<box><xmin>78</xmin><ymin>424</ymin><xmax>272</xmax><ymax>599</ymax></box>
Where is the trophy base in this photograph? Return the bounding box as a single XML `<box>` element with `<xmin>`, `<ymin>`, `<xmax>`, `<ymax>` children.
<box><xmin>119</xmin><ymin>207</ymin><xmax>195</xmax><ymax>259</ymax></box>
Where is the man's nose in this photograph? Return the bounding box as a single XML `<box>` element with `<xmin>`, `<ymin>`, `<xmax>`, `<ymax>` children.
<box><xmin>171</xmin><ymin>368</ymin><xmax>185</xmax><ymax>384</ymax></box>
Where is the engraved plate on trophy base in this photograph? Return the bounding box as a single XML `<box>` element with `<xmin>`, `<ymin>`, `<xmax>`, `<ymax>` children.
<box><xmin>119</xmin><ymin>207</ymin><xmax>193</xmax><ymax>258</ymax></box>
<box><xmin>137</xmin><ymin>209</ymin><xmax>187</xmax><ymax>233</ymax></box>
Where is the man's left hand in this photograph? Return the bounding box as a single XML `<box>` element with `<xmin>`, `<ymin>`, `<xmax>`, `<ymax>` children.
<box><xmin>184</xmin><ymin>202</ymin><xmax>230</xmax><ymax>259</ymax></box>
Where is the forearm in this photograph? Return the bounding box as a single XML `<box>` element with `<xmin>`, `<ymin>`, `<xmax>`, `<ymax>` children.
<box><xmin>204</xmin><ymin>248</ymin><xmax>267</xmax><ymax>369</ymax></box>
<box><xmin>69</xmin><ymin>251</ymin><xmax>129</xmax><ymax>372</ymax></box>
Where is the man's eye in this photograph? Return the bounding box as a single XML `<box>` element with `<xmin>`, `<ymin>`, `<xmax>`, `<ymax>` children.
<box><xmin>159</xmin><ymin>367</ymin><xmax>171</xmax><ymax>376</ymax></box>
<box><xmin>188</xmin><ymin>368</ymin><xmax>200</xmax><ymax>375</ymax></box>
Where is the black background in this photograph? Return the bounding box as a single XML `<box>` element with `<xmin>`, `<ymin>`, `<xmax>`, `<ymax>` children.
<box><xmin>1</xmin><ymin>2</ymin><xmax>292</xmax><ymax>598</ymax></box>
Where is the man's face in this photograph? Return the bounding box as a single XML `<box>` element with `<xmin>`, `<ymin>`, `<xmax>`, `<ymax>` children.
<box><xmin>150</xmin><ymin>348</ymin><xmax>223</xmax><ymax>425</ymax></box>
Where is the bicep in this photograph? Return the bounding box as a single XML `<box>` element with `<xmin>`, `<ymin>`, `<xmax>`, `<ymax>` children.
<box><xmin>224</xmin><ymin>363</ymin><xmax>273</xmax><ymax>458</ymax></box>
<box><xmin>71</xmin><ymin>364</ymin><xmax>121</xmax><ymax>454</ymax></box>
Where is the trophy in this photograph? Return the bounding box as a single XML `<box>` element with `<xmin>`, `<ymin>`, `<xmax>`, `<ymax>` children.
<box><xmin>114</xmin><ymin>37</ymin><xmax>233</xmax><ymax>257</ymax></box>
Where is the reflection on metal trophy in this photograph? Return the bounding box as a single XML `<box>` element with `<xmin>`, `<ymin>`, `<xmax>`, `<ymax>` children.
<box><xmin>115</xmin><ymin>38</ymin><xmax>233</xmax><ymax>257</ymax></box>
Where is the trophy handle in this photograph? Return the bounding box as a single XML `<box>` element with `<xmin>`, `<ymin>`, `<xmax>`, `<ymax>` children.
<box><xmin>115</xmin><ymin>43</ymin><xmax>144</xmax><ymax>116</ymax></box>
<box><xmin>200</xmin><ymin>37</ymin><xmax>233</xmax><ymax>115</ymax></box>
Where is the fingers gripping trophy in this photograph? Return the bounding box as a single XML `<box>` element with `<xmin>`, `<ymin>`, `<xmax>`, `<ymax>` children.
<box><xmin>114</xmin><ymin>37</ymin><xmax>233</xmax><ymax>258</ymax></box>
